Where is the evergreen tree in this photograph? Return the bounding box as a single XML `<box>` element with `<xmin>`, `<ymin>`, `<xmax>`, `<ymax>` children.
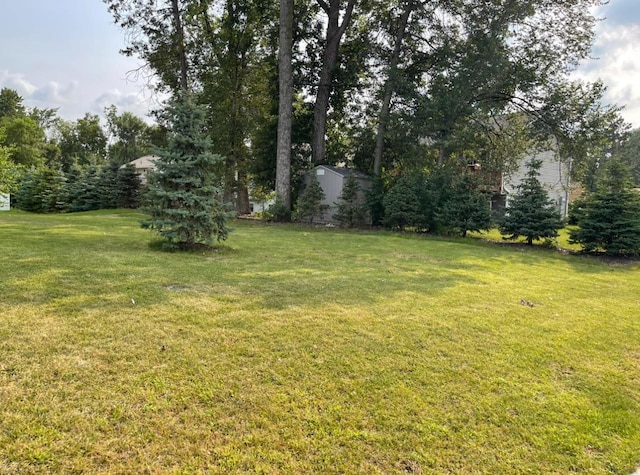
<box><xmin>438</xmin><ymin>173</ymin><xmax>492</xmax><ymax>237</ymax></box>
<box><xmin>39</xmin><ymin>168</ymin><xmax>67</xmax><ymax>213</ymax></box>
<box><xmin>500</xmin><ymin>159</ymin><xmax>563</xmax><ymax>245</ymax></box>
<box><xmin>569</xmin><ymin>160</ymin><xmax>640</xmax><ymax>256</ymax></box>
<box><xmin>366</xmin><ymin>176</ymin><xmax>385</xmax><ymax>227</ymax></box>
<box><xmin>115</xmin><ymin>163</ymin><xmax>142</xmax><ymax>209</ymax></box>
<box><xmin>333</xmin><ymin>173</ymin><xmax>368</xmax><ymax>227</ymax></box>
<box><xmin>383</xmin><ymin>174</ymin><xmax>422</xmax><ymax>231</ymax></box>
<box><xmin>141</xmin><ymin>97</ymin><xmax>232</xmax><ymax>249</ymax></box>
<box><xmin>15</xmin><ymin>170</ymin><xmax>41</xmax><ymax>212</ymax></box>
<box><xmin>294</xmin><ymin>173</ymin><xmax>328</xmax><ymax>224</ymax></box>
<box><xmin>68</xmin><ymin>166</ymin><xmax>102</xmax><ymax>212</ymax></box>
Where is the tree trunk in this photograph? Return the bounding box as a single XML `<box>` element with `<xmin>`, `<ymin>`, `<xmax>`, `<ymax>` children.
<box><xmin>276</xmin><ymin>0</ymin><xmax>294</xmax><ymax>209</ymax></box>
<box><xmin>373</xmin><ymin>0</ymin><xmax>413</xmax><ymax>176</ymax></box>
<box><xmin>171</xmin><ymin>0</ymin><xmax>189</xmax><ymax>92</ymax></box>
<box><xmin>311</xmin><ymin>0</ymin><xmax>356</xmax><ymax>164</ymax></box>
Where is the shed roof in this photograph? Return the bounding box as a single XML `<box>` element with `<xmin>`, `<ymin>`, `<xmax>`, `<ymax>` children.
<box><xmin>316</xmin><ymin>165</ymin><xmax>371</xmax><ymax>181</ymax></box>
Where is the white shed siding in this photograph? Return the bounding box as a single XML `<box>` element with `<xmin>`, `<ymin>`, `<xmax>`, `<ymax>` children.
<box><xmin>503</xmin><ymin>150</ymin><xmax>571</xmax><ymax>217</ymax></box>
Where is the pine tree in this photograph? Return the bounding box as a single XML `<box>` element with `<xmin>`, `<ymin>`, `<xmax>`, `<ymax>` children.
<box><xmin>295</xmin><ymin>174</ymin><xmax>328</xmax><ymax>224</ymax></box>
<box><xmin>115</xmin><ymin>163</ymin><xmax>142</xmax><ymax>209</ymax></box>
<box><xmin>438</xmin><ymin>173</ymin><xmax>492</xmax><ymax>237</ymax></box>
<box><xmin>569</xmin><ymin>160</ymin><xmax>640</xmax><ymax>256</ymax></box>
<box><xmin>141</xmin><ymin>97</ymin><xmax>232</xmax><ymax>249</ymax></box>
<box><xmin>500</xmin><ymin>159</ymin><xmax>563</xmax><ymax>245</ymax></box>
<box><xmin>333</xmin><ymin>173</ymin><xmax>368</xmax><ymax>227</ymax></box>
<box><xmin>383</xmin><ymin>174</ymin><xmax>422</xmax><ymax>231</ymax></box>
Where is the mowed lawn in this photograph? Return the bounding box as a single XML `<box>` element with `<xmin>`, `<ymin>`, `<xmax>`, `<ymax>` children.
<box><xmin>1</xmin><ymin>211</ymin><xmax>639</xmax><ymax>474</ymax></box>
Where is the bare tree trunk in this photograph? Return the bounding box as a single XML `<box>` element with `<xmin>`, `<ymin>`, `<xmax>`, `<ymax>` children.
<box><xmin>171</xmin><ymin>0</ymin><xmax>189</xmax><ymax>92</ymax></box>
<box><xmin>373</xmin><ymin>0</ymin><xmax>413</xmax><ymax>176</ymax></box>
<box><xmin>311</xmin><ymin>0</ymin><xmax>356</xmax><ymax>164</ymax></box>
<box><xmin>276</xmin><ymin>0</ymin><xmax>294</xmax><ymax>209</ymax></box>
<box><xmin>438</xmin><ymin>143</ymin><xmax>445</xmax><ymax>167</ymax></box>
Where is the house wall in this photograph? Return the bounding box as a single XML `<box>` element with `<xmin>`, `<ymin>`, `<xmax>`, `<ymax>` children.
<box><xmin>503</xmin><ymin>150</ymin><xmax>571</xmax><ymax>217</ymax></box>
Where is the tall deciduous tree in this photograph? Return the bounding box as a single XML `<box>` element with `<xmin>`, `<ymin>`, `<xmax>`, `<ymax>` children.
<box><xmin>276</xmin><ymin>0</ymin><xmax>294</xmax><ymax>210</ymax></box>
<box><xmin>311</xmin><ymin>0</ymin><xmax>356</xmax><ymax>164</ymax></box>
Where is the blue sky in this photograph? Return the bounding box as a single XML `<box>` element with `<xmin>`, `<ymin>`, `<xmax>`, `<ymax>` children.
<box><xmin>1</xmin><ymin>0</ymin><xmax>639</xmax><ymax>128</ymax></box>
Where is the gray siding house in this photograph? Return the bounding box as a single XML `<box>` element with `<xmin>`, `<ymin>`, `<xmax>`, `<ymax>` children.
<box><xmin>308</xmin><ymin>165</ymin><xmax>372</xmax><ymax>223</ymax></box>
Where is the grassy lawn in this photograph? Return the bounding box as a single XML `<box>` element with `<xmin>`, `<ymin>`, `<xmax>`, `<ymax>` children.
<box><xmin>1</xmin><ymin>210</ymin><xmax>639</xmax><ymax>474</ymax></box>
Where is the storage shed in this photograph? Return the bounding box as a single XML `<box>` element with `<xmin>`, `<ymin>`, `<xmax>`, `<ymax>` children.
<box><xmin>307</xmin><ymin>165</ymin><xmax>372</xmax><ymax>223</ymax></box>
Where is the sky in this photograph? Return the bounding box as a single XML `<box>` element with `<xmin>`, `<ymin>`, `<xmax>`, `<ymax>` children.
<box><xmin>0</xmin><ymin>0</ymin><xmax>639</xmax><ymax>128</ymax></box>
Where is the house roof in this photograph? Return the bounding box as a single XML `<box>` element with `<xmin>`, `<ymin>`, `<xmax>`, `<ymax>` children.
<box><xmin>121</xmin><ymin>155</ymin><xmax>159</xmax><ymax>169</ymax></box>
<box><xmin>316</xmin><ymin>165</ymin><xmax>371</xmax><ymax>180</ymax></box>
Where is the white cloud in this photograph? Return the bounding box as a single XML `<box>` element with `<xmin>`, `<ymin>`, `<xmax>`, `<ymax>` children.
<box><xmin>575</xmin><ymin>23</ymin><xmax>640</xmax><ymax>128</ymax></box>
<box><xmin>1</xmin><ymin>70</ymin><xmax>79</xmax><ymax>106</ymax></box>
<box><xmin>0</xmin><ymin>70</ymin><xmax>38</xmax><ymax>96</ymax></box>
<box><xmin>91</xmin><ymin>89</ymin><xmax>161</xmax><ymax>123</ymax></box>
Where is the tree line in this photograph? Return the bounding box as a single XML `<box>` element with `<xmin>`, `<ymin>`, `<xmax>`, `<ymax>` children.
<box><xmin>102</xmin><ymin>0</ymin><xmax>632</xmax><ymax>214</ymax></box>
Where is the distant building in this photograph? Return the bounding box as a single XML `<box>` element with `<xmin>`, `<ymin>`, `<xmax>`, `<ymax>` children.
<box><xmin>306</xmin><ymin>165</ymin><xmax>372</xmax><ymax>223</ymax></box>
<box><xmin>121</xmin><ymin>155</ymin><xmax>159</xmax><ymax>184</ymax></box>
<box><xmin>498</xmin><ymin>150</ymin><xmax>574</xmax><ymax>218</ymax></box>
<box><xmin>0</xmin><ymin>193</ymin><xmax>9</xmax><ymax>211</ymax></box>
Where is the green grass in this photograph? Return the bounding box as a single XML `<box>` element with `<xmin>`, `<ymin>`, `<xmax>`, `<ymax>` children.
<box><xmin>1</xmin><ymin>210</ymin><xmax>639</xmax><ymax>474</ymax></box>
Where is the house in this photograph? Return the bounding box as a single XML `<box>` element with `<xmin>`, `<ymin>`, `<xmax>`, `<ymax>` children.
<box><xmin>0</xmin><ymin>193</ymin><xmax>9</xmax><ymax>211</ymax></box>
<box><xmin>490</xmin><ymin>150</ymin><xmax>574</xmax><ymax>219</ymax></box>
<box><xmin>121</xmin><ymin>155</ymin><xmax>159</xmax><ymax>184</ymax></box>
<box><xmin>307</xmin><ymin>165</ymin><xmax>372</xmax><ymax>223</ymax></box>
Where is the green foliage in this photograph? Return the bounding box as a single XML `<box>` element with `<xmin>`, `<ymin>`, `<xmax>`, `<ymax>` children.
<box><xmin>569</xmin><ymin>160</ymin><xmax>640</xmax><ymax>256</ymax></box>
<box><xmin>15</xmin><ymin>167</ymin><xmax>67</xmax><ymax>213</ymax></box>
<box><xmin>114</xmin><ymin>163</ymin><xmax>142</xmax><ymax>209</ymax></box>
<box><xmin>0</xmin><ymin>144</ymin><xmax>22</xmax><ymax>193</ymax></box>
<box><xmin>500</xmin><ymin>159</ymin><xmax>563</xmax><ymax>245</ymax></box>
<box><xmin>365</xmin><ymin>176</ymin><xmax>385</xmax><ymax>227</ymax></box>
<box><xmin>294</xmin><ymin>174</ymin><xmax>328</xmax><ymax>224</ymax></box>
<box><xmin>333</xmin><ymin>173</ymin><xmax>368</xmax><ymax>227</ymax></box>
<box><xmin>141</xmin><ymin>97</ymin><xmax>233</xmax><ymax>248</ymax></box>
<box><xmin>616</xmin><ymin>127</ymin><xmax>640</xmax><ymax>186</ymax></box>
<box><xmin>105</xmin><ymin>105</ymin><xmax>155</xmax><ymax>165</ymax></box>
<box><xmin>438</xmin><ymin>173</ymin><xmax>492</xmax><ymax>237</ymax></box>
<box><xmin>383</xmin><ymin>174</ymin><xmax>422</xmax><ymax>231</ymax></box>
<box><xmin>0</xmin><ymin>87</ymin><xmax>26</xmax><ymax>119</ymax></box>
<box><xmin>0</xmin><ymin>116</ymin><xmax>46</xmax><ymax>167</ymax></box>
<box><xmin>265</xmin><ymin>197</ymin><xmax>293</xmax><ymax>222</ymax></box>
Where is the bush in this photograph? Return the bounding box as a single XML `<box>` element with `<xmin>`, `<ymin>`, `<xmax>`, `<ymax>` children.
<box><xmin>265</xmin><ymin>197</ymin><xmax>292</xmax><ymax>222</ymax></box>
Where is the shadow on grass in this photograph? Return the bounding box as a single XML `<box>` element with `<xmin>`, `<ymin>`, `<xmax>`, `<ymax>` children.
<box><xmin>3</xmin><ymin>214</ymin><xmax>635</xmax><ymax>315</ymax></box>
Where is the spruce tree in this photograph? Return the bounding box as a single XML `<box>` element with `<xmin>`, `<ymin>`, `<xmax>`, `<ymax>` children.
<box><xmin>438</xmin><ymin>173</ymin><xmax>492</xmax><ymax>237</ymax></box>
<box><xmin>141</xmin><ymin>97</ymin><xmax>232</xmax><ymax>249</ymax></box>
<box><xmin>569</xmin><ymin>160</ymin><xmax>640</xmax><ymax>256</ymax></box>
<box><xmin>383</xmin><ymin>174</ymin><xmax>422</xmax><ymax>231</ymax></box>
<box><xmin>333</xmin><ymin>173</ymin><xmax>368</xmax><ymax>227</ymax></box>
<box><xmin>115</xmin><ymin>163</ymin><xmax>142</xmax><ymax>209</ymax></box>
<box><xmin>295</xmin><ymin>174</ymin><xmax>328</xmax><ymax>224</ymax></box>
<box><xmin>500</xmin><ymin>159</ymin><xmax>563</xmax><ymax>245</ymax></box>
